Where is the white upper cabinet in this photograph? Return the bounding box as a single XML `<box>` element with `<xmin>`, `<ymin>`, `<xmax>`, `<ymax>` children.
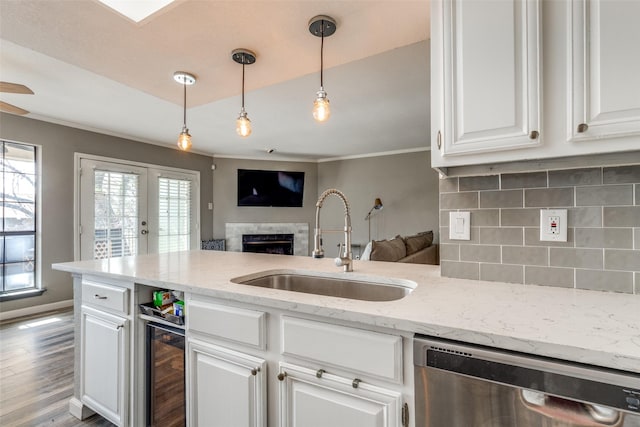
<box><xmin>432</xmin><ymin>0</ymin><xmax>541</xmax><ymax>161</ymax></box>
<box><xmin>568</xmin><ymin>0</ymin><xmax>640</xmax><ymax>142</ymax></box>
<box><xmin>431</xmin><ymin>0</ymin><xmax>640</xmax><ymax>169</ymax></box>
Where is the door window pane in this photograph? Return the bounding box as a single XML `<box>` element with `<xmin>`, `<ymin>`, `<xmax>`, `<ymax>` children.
<box><xmin>93</xmin><ymin>170</ymin><xmax>139</xmax><ymax>259</ymax></box>
<box><xmin>158</xmin><ymin>177</ymin><xmax>191</xmax><ymax>253</ymax></box>
<box><xmin>2</xmin><ymin>141</ymin><xmax>38</xmax><ymax>293</ymax></box>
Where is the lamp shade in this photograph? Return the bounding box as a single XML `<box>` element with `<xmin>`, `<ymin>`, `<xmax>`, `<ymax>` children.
<box><xmin>177</xmin><ymin>127</ymin><xmax>192</xmax><ymax>151</ymax></box>
<box><xmin>313</xmin><ymin>90</ymin><xmax>331</xmax><ymax>122</ymax></box>
<box><xmin>236</xmin><ymin>110</ymin><xmax>252</xmax><ymax>137</ymax></box>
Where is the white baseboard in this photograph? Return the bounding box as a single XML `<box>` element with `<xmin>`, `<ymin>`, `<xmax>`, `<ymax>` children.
<box><xmin>0</xmin><ymin>299</ymin><xmax>73</xmax><ymax>321</ymax></box>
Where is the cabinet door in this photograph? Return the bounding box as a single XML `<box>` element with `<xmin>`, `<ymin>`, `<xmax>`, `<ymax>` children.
<box><xmin>187</xmin><ymin>339</ymin><xmax>266</xmax><ymax>427</ymax></box>
<box><xmin>432</xmin><ymin>0</ymin><xmax>541</xmax><ymax>160</ymax></box>
<box><xmin>80</xmin><ymin>306</ymin><xmax>129</xmax><ymax>426</ymax></box>
<box><xmin>568</xmin><ymin>0</ymin><xmax>640</xmax><ymax>141</ymax></box>
<box><xmin>279</xmin><ymin>363</ymin><xmax>402</xmax><ymax>427</ymax></box>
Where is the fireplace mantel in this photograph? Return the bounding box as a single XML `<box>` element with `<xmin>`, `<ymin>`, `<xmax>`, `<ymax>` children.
<box><xmin>225</xmin><ymin>223</ymin><xmax>309</xmax><ymax>256</ymax></box>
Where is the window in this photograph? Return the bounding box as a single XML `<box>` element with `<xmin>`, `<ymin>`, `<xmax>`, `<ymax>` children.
<box><xmin>1</xmin><ymin>141</ymin><xmax>38</xmax><ymax>294</ymax></box>
<box><xmin>157</xmin><ymin>177</ymin><xmax>192</xmax><ymax>253</ymax></box>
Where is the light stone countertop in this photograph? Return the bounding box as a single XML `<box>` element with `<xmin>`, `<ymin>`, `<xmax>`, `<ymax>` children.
<box><xmin>53</xmin><ymin>250</ymin><xmax>640</xmax><ymax>373</ymax></box>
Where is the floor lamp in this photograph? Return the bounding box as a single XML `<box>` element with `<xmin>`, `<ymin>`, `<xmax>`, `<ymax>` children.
<box><xmin>365</xmin><ymin>198</ymin><xmax>383</xmax><ymax>242</ymax></box>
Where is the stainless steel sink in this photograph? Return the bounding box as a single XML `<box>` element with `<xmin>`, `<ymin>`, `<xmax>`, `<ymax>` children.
<box><xmin>231</xmin><ymin>270</ymin><xmax>415</xmax><ymax>301</ymax></box>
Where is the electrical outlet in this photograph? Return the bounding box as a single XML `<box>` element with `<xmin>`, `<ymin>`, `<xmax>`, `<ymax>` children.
<box><xmin>540</xmin><ymin>209</ymin><xmax>567</xmax><ymax>242</ymax></box>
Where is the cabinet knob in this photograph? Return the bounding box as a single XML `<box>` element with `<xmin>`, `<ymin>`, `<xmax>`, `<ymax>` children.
<box><xmin>352</xmin><ymin>378</ymin><xmax>362</xmax><ymax>389</ymax></box>
<box><xmin>94</xmin><ymin>294</ymin><xmax>107</xmax><ymax>300</ymax></box>
<box><xmin>577</xmin><ymin>123</ymin><xmax>589</xmax><ymax>133</ymax></box>
<box><xmin>141</xmin><ymin>229</ymin><xmax>149</xmax><ymax>235</ymax></box>
<box><xmin>316</xmin><ymin>369</ymin><xmax>326</xmax><ymax>378</ymax></box>
<box><xmin>437</xmin><ymin>130</ymin><xmax>442</xmax><ymax>149</ymax></box>
<box><xmin>277</xmin><ymin>372</ymin><xmax>287</xmax><ymax>381</ymax></box>
<box><xmin>529</xmin><ymin>130</ymin><xmax>539</xmax><ymax>139</ymax></box>
<box><xmin>250</xmin><ymin>368</ymin><xmax>260</xmax><ymax>376</ymax></box>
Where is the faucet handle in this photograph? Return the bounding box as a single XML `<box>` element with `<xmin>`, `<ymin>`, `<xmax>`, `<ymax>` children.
<box><xmin>334</xmin><ymin>243</ymin><xmax>344</xmax><ymax>266</ymax></box>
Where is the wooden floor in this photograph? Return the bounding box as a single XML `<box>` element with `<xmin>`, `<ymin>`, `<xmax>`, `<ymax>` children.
<box><xmin>0</xmin><ymin>309</ymin><xmax>115</xmax><ymax>427</ymax></box>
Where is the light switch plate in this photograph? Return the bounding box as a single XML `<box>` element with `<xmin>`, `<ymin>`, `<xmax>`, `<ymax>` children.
<box><xmin>449</xmin><ymin>211</ymin><xmax>471</xmax><ymax>240</ymax></box>
<box><xmin>539</xmin><ymin>209</ymin><xmax>567</xmax><ymax>242</ymax></box>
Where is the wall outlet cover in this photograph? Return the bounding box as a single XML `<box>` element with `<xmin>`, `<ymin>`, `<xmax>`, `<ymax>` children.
<box><xmin>449</xmin><ymin>211</ymin><xmax>471</xmax><ymax>240</ymax></box>
<box><xmin>539</xmin><ymin>209</ymin><xmax>568</xmax><ymax>242</ymax></box>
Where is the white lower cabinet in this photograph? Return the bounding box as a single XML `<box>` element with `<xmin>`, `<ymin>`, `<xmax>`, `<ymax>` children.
<box><xmin>187</xmin><ymin>339</ymin><xmax>267</xmax><ymax>427</ymax></box>
<box><xmin>278</xmin><ymin>363</ymin><xmax>403</xmax><ymax>427</ymax></box>
<box><xmin>80</xmin><ymin>305</ymin><xmax>129</xmax><ymax>426</ymax></box>
<box><xmin>185</xmin><ymin>295</ymin><xmax>412</xmax><ymax>427</ymax></box>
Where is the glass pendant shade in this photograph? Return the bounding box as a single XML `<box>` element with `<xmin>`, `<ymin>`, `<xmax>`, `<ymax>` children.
<box><xmin>177</xmin><ymin>126</ymin><xmax>192</xmax><ymax>151</ymax></box>
<box><xmin>236</xmin><ymin>109</ymin><xmax>252</xmax><ymax>137</ymax></box>
<box><xmin>313</xmin><ymin>89</ymin><xmax>331</xmax><ymax>122</ymax></box>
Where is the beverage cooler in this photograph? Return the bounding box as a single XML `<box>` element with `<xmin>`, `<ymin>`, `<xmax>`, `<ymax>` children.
<box><xmin>146</xmin><ymin>322</ymin><xmax>185</xmax><ymax>427</ymax></box>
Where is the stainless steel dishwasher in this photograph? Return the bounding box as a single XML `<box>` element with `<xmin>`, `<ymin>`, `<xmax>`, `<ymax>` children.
<box><xmin>414</xmin><ymin>336</ymin><xmax>640</xmax><ymax>427</ymax></box>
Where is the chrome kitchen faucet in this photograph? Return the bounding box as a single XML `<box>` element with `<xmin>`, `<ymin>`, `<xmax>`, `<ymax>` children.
<box><xmin>312</xmin><ymin>188</ymin><xmax>353</xmax><ymax>272</ymax></box>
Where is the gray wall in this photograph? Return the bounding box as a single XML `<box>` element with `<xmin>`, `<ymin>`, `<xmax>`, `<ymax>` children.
<box><xmin>318</xmin><ymin>151</ymin><xmax>440</xmax><ymax>256</ymax></box>
<box><xmin>211</xmin><ymin>157</ymin><xmax>319</xmax><ymax>244</ymax></box>
<box><xmin>439</xmin><ymin>161</ymin><xmax>640</xmax><ymax>294</ymax></box>
<box><xmin>0</xmin><ymin>113</ymin><xmax>214</xmax><ymax>312</ymax></box>
<box><xmin>211</xmin><ymin>151</ymin><xmax>440</xmax><ymax>259</ymax></box>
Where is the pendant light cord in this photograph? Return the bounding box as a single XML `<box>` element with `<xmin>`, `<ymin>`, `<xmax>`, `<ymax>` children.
<box><xmin>183</xmin><ymin>80</ymin><xmax>187</xmax><ymax>127</ymax></box>
<box><xmin>242</xmin><ymin>58</ymin><xmax>246</xmax><ymax>109</ymax></box>
<box><xmin>320</xmin><ymin>20</ymin><xmax>325</xmax><ymax>88</ymax></box>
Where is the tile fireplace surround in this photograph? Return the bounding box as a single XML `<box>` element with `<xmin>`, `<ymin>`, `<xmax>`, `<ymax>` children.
<box><xmin>225</xmin><ymin>223</ymin><xmax>309</xmax><ymax>256</ymax></box>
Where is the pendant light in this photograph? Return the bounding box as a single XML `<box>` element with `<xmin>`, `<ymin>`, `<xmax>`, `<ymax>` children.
<box><xmin>232</xmin><ymin>49</ymin><xmax>256</xmax><ymax>138</ymax></box>
<box><xmin>174</xmin><ymin>71</ymin><xmax>196</xmax><ymax>151</ymax></box>
<box><xmin>309</xmin><ymin>15</ymin><xmax>337</xmax><ymax>123</ymax></box>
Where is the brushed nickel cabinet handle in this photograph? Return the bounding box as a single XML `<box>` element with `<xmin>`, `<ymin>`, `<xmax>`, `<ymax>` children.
<box><xmin>577</xmin><ymin>123</ymin><xmax>589</xmax><ymax>133</ymax></box>
<box><xmin>529</xmin><ymin>130</ymin><xmax>539</xmax><ymax>139</ymax></box>
<box><xmin>94</xmin><ymin>294</ymin><xmax>107</xmax><ymax>300</ymax></box>
<box><xmin>437</xmin><ymin>130</ymin><xmax>442</xmax><ymax>149</ymax></box>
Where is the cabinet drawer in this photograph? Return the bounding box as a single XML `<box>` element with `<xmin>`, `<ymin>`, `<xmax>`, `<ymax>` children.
<box><xmin>82</xmin><ymin>280</ymin><xmax>129</xmax><ymax>315</ymax></box>
<box><xmin>188</xmin><ymin>299</ymin><xmax>266</xmax><ymax>349</ymax></box>
<box><xmin>281</xmin><ymin>316</ymin><xmax>403</xmax><ymax>382</ymax></box>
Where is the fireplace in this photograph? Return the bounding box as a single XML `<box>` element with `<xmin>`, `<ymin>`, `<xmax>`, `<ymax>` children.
<box><xmin>225</xmin><ymin>223</ymin><xmax>309</xmax><ymax>256</ymax></box>
<box><xmin>242</xmin><ymin>234</ymin><xmax>294</xmax><ymax>255</ymax></box>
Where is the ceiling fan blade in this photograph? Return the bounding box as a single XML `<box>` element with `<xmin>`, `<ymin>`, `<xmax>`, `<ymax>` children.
<box><xmin>0</xmin><ymin>101</ymin><xmax>29</xmax><ymax>115</ymax></box>
<box><xmin>0</xmin><ymin>82</ymin><xmax>34</xmax><ymax>95</ymax></box>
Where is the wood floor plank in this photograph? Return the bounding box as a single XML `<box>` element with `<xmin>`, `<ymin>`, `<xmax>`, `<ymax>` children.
<box><xmin>0</xmin><ymin>309</ymin><xmax>115</xmax><ymax>427</ymax></box>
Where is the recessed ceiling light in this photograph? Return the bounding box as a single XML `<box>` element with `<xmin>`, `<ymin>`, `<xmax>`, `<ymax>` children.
<box><xmin>97</xmin><ymin>0</ymin><xmax>176</xmax><ymax>23</ymax></box>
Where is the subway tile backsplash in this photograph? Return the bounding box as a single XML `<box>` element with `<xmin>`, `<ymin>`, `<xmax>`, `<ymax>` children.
<box><xmin>439</xmin><ymin>164</ymin><xmax>640</xmax><ymax>294</ymax></box>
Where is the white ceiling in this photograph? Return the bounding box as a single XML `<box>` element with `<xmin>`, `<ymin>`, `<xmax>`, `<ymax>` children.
<box><xmin>0</xmin><ymin>0</ymin><xmax>430</xmax><ymax>161</ymax></box>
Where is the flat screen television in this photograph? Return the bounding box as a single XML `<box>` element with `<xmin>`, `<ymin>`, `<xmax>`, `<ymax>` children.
<box><xmin>237</xmin><ymin>169</ymin><xmax>305</xmax><ymax>207</ymax></box>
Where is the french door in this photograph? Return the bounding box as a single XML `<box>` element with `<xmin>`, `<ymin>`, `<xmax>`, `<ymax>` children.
<box><xmin>77</xmin><ymin>156</ymin><xmax>199</xmax><ymax>261</ymax></box>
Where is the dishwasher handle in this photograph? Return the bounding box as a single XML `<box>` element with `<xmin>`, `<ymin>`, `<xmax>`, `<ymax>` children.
<box><xmin>520</xmin><ymin>389</ymin><xmax>621</xmax><ymax>426</ymax></box>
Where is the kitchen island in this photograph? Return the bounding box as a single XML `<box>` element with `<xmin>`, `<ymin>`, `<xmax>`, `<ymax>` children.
<box><xmin>53</xmin><ymin>250</ymin><xmax>640</xmax><ymax>426</ymax></box>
